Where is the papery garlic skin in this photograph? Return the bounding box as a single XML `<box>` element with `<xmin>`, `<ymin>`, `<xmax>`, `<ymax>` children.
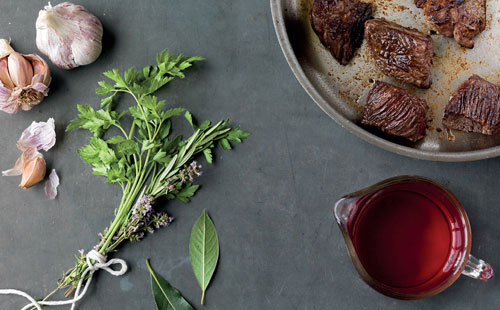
<box><xmin>0</xmin><ymin>39</ymin><xmax>14</xmax><ymax>58</ymax></box>
<box><xmin>2</xmin><ymin>147</ymin><xmax>39</xmax><ymax>177</ymax></box>
<box><xmin>17</xmin><ymin>117</ymin><xmax>56</xmax><ymax>152</ymax></box>
<box><xmin>19</xmin><ymin>154</ymin><xmax>46</xmax><ymax>189</ymax></box>
<box><xmin>0</xmin><ymin>39</ymin><xmax>51</xmax><ymax>114</ymax></box>
<box><xmin>36</xmin><ymin>2</ymin><xmax>103</xmax><ymax>69</ymax></box>
<box><xmin>45</xmin><ymin>169</ymin><xmax>59</xmax><ymax>199</ymax></box>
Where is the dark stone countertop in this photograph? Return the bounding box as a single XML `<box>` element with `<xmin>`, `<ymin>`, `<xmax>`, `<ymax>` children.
<box><xmin>0</xmin><ymin>1</ymin><xmax>498</xmax><ymax>309</ymax></box>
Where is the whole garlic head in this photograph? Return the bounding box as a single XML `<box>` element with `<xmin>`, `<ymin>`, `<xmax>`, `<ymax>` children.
<box><xmin>0</xmin><ymin>39</ymin><xmax>51</xmax><ymax>114</ymax></box>
<box><xmin>36</xmin><ymin>2</ymin><xmax>103</xmax><ymax>69</ymax></box>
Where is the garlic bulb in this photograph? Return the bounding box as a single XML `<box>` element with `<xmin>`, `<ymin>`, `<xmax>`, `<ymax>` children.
<box><xmin>0</xmin><ymin>39</ymin><xmax>51</xmax><ymax>114</ymax></box>
<box><xmin>36</xmin><ymin>2</ymin><xmax>103</xmax><ymax>69</ymax></box>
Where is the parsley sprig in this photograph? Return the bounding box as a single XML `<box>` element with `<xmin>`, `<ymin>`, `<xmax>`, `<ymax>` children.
<box><xmin>40</xmin><ymin>49</ymin><xmax>249</xmax><ymax>300</ymax></box>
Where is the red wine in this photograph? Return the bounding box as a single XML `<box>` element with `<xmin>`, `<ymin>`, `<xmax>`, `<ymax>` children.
<box><xmin>351</xmin><ymin>181</ymin><xmax>467</xmax><ymax>293</ymax></box>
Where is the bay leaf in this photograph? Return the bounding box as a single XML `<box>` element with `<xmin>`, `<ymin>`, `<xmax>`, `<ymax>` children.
<box><xmin>146</xmin><ymin>259</ymin><xmax>194</xmax><ymax>310</ymax></box>
<box><xmin>189</xmin><ymin>209</ymin><xmax>219</xmax><ymax>305</ymax></box>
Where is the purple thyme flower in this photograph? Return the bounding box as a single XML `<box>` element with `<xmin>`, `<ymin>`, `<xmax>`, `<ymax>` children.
<box><xmin>143</xmin><ymin>203</ymin><xmax>152</xmax><ymax>215</ymax></box>
<box><xmin>124</xmin><ymin>195</ymin><xmax>176</xmax><ymax>242</ymax></box>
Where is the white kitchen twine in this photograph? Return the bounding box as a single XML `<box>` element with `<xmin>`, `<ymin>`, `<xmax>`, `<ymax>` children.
<box><xmin>0</xmin><ymin>250</ymin><xmax>127</xmax><ymax>310</ymax></box>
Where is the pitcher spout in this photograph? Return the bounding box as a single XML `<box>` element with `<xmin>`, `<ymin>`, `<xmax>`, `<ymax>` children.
<box><xmin>334</xmin><ymin>197</ymin><xmax>358</xmax><ymax>227</ymax></box>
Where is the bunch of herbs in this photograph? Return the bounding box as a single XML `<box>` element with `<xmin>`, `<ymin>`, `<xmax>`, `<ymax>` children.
<box><xmin>40</xmin><ymin>49</ymin><xmax>249</xmax><ymax>301</ymax></box>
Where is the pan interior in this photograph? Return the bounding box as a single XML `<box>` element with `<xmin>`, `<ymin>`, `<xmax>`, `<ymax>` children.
<box><xmin>287</xmin><ymin>0</ymin><xmax>500</xmax><ymax>154</ymax></box>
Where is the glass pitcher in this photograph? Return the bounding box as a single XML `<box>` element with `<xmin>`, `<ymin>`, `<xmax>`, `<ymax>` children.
<box><xmin>334</xmin><ymin>176</ymin><xmax>493</xmax><ymax>299</ymax></box>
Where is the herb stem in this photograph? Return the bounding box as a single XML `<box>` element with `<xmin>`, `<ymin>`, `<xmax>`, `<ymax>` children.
<box><xmin>102</xmin><ymin>148</ymin><xmax>153</xmax><ymax>251</ymax></box>
<box><xmin>128</xmin><ymin>90</ymin><xmax>153</xmax><ymax>139</ymax></box>
<box><xmin>113</xmin><ymin>123</ymin><xmax>129</xmax><ymax>138</ymax></box>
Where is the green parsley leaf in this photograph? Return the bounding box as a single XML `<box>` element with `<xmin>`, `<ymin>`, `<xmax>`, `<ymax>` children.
<box><xmin>226</xmin><ymin>127</ymin><xmax>251</xmax><ymax>143</ymax></box>
<box><xmin>185</xmin><ymin>111</ymin><xmax>195</xmax><ymax>129</ymax></box>
<box><xmin>113</xmin><ymin>140</ymin><xmax>140</xmax><ymax>158</ymax></box>
<box><xmin>163</xmin><ymin>107</ymin><xmax>185</xmax><ymax>120</ymax></box>
<box><xmin>175</xmin><ymin>183</ymin><xmax>200</xmax><ymax>203</ymax></box>
<box><xmin>103</xmin><ymin>69</ymin><xmax>126</xmax><ymax>88</ymax></box>
<box><xmin>96</xmin><ymin>81</ymin><xmax>114</xmax><ymax>95</ymax></box>
<box><xmin>66</xmin><ymin>104</ymin><xmax>119</xmax><ymax>137</ymax></box>
<box><xmin>107</xmin><ymin>136</ymin><xmax>127</xmax><ymax>144</ymax></box>
<box><xmin>203</xmin><ymin>148</ymin><xmax>213</xmax><ymax>164</ymax></box>
<box><xmin>219</xmin><ymin>138</ymin><xmax>231</xmax><ymax>150</ymax></box>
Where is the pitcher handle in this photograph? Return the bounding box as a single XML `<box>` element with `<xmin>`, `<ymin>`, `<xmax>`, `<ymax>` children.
<box><xmin>462</xmin><ymin>254</ymin><xmax>494</xmax><ymax>281</ymax></box>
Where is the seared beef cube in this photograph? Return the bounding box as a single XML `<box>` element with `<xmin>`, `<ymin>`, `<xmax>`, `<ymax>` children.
<box><xmin>415</xmin><ymin>0</ymin><xmax>456</xmax><ymax>36</ymax></box>
<box><xmin>362</xmin><ymin>81</ymin><xmax>428</xmax><ymax>142</ymax></box>
<box><xmin>442</xmin><ymin>75</ymin><xmax>500</xmax><ymax>135</ymax></box>
<box><xmin>311</xmin><ymin>0</ymin><xmax>372</xmax><ymax>65</ymax></box>
<box><xmin>454</xmin><ymin>0</ymin><xmax>486</xmax><ymax>48</ymax></box>
<box><xmin>364</xmin><ymin>19</ymin><xmax>434</xmax><ymax>88</ymax></box>
<box><xmin>415</xmin><ymin>0</ymin><xmax>486</xmax><ymax>48</ymax></box>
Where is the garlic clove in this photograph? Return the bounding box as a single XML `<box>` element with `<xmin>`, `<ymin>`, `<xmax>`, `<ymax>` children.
<box><xmin>8</xmin><ymin>52</ymin><xmax>34</xmax><ymax>88</ymax></box>
<box><xmin>0</xmin><ymin>58</ymin><xmax>14</xmax><ymax>89</ymax></box>
<box><xmin>19</xmin><ymin>154</ymin><xmax>46</xmax><ymax>189</ymax></box>
<box><xmin>24</xmin><ymin>54</ymin><xmax>51</xmax><ymax>88</ymax></box>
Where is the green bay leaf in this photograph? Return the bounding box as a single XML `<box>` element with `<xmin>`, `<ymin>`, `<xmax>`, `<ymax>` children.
<box><xmin>146</xmin><ymin>259</ymin><xmax>193</xmax><ymax>310</ymax></box>
<box><xmin>189</xmin><ymin>209</ymin><xmax>219</xmax><ymax>305</ymax></box>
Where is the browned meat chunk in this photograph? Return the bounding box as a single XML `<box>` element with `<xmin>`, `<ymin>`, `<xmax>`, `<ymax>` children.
<box><xmin>364</xmin><ymin>19</ymin><xmax>434</xmax><ymax>88</ymax></box>
<box><xmin>362</xmin><ymin>81</ymin><xmax>428</xmax><ymax>142</ymax></box>
<box><xmin>442</xmin><ymin>75</ymin><xmax>500</xmax><ymax>135</ymax></box>
<box><xmin>415</xmin><ymin>0</ymin><xmax>486</xmax><ymax>48</ymax></box>
<box><xmin>311</xmin><ymin>0</ymin><xmax>372</xmax><ymax>65</ymax></box>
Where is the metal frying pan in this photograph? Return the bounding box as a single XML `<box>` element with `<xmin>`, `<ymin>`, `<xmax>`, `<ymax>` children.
<box><xmin>271</xmin><ymin>0</ymin><xmax>500</xmax><ymax>161</ymax></box>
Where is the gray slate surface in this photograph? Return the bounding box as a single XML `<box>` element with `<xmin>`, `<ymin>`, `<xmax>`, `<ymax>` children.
<box><xmin>0</xmin><ymin>0</ymin><xmax>498</xmax><ymax>309</ymax></box>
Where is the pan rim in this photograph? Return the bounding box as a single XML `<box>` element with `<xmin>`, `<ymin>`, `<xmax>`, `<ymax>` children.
<box><xmin>270</xmin><ymin>0</ymin><xmax>500</xmax><ymax>162</ymax></box>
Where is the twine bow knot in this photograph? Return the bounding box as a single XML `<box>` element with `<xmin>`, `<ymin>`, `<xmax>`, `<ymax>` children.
<box><xmin>0</xmin><ymin>249</ymin><xmax>128</xmax><ymax>310</ymax></box>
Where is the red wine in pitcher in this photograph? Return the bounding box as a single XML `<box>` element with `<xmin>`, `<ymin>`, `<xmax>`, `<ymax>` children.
<box><xmin>350</xmin><ymin>180</ymin><xmax>467</xmax><ymax>294</ymax></box>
